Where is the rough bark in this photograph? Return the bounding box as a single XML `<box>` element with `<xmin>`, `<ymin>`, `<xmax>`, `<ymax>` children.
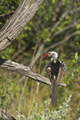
<box><xmin>0</xmin><ymin>0</ymin><xmax>44</xmax><ymax>52</ymax></box>
<box><xmin>0</xmin><ymin>57</ymin><xmax>66</xmax><ymax>86</ymax></box>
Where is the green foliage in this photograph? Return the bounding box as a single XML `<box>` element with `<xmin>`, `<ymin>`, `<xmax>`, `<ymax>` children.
<box><xmin>36</xmin><ymin>28</ymin><xmax>50</xmax><ymax>41</ymax></box>
<box><xmin>29</xmin><ymin>96</ymin><xmax>71</xmax><ymax>120</ymax></box>
<box><xmin>16</xmin><ymin>95</ymin><xmax>72</xmax><ymax>120</ymax></box>
<box><xmin>76</xmin><ymin>24</ymin><xmax>80</xmax><ymax>30</ymax></box>
<box><xmin>0</xmin><ymin>72</ymin><xmax>15</xmax><ymax>109</ymax></box>
<box><xmin>0</xmin><ymin>0</ymin><xmax>21</xmax><ymax>9</ymax></box>
<box><xmin>68</xmin><ymin>51</ymin><xmax>80</xmax><ymax>81</ymax></box>
<box><xmin>0</xmin><ymin>0</ymin><xmax>80</xmax><ymax>119</ymax></box>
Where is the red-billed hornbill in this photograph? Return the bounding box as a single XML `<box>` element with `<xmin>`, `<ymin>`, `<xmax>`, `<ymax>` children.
<box><xmin>42</xmin><ymin>51</ymin><xmax>66</xmax><ymax>106</ymax></box>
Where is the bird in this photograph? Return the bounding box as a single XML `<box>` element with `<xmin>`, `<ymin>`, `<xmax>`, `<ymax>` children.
<box><xmin>42</xmin><ymin>51</ymin><xmax>66</xmax><ymax>106</ymax></box>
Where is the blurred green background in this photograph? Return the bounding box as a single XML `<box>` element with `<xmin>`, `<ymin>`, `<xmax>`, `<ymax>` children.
<box><xmin>0</xmin><ymin>0</ymin><xmax>80</xmax><ymax>119</ymax></box>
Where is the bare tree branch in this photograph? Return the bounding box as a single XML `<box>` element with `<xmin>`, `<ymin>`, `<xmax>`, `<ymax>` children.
<box><xmin>0</xmin><ymin>11</ymin><xmax>14</xmax><ymax>18</ymax></box>
<box><xmin>12</xmin><ymin>46</ymin><xmax>27</xmax><ymax>60</ymax></box>
<box><xmin>54</xmin><ymin>19</ymin><xmax>80</xmax><ymax>36</ymax></box>
<box><xmin>51</xmin><ymin>10</ymin><xmax>69</xmax><ymax>33</ymax></box>
<box><xmin>30</xmin><ymin>43</ymin><xmax>44</xmax><ymax>67</ymax></box>
<box><xmin>69</xmin><ymin>7</ymin><xmax>80</xmax><ymax>14</ymax></box>
<box><xmin>0</xmin><ymin>57</ymin><xmax>66</xmax><ymax>87</ymax></box>
<box><xmin>43</xmin><ymin>32</ymin><xmax>80</xmax><ymax>53</ymax></box>
<box><xmin>18</xmin><ymin>42</ymin><xmax>45</xmax><ymax>82</ymax></box>
<box><xmin>0</xmin><ymin>0</ymin><xmax>44</xmax><ymax>52</ymax></box>
<box><xmin>51</xmin><ymin>6</ymin><xmax>80</xmax><ymax>34</ymax></box>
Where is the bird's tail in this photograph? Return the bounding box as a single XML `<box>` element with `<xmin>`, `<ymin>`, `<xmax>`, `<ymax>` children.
<box><xmin>51</xmin><ymin>76</ymin><xmax>57</xmax><ymax>106</ymax></box>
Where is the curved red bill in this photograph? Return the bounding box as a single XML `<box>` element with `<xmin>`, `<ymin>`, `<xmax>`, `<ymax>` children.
<box><xmin>42</xmin><ymin>53</ymin><xmax>48</xmax><ymax>60</ymax></box>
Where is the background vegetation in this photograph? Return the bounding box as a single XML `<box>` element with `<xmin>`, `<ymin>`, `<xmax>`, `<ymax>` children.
<box><xmin>0</xmin><ymin>0</ymin><xmax>80</xmax><ymax>119</ymax></box>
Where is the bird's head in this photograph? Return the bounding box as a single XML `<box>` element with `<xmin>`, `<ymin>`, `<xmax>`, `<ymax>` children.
<box><xmin>42</xmin><ymin>51</ymin><xmax>58</xmax><ymax>63</ymax></box>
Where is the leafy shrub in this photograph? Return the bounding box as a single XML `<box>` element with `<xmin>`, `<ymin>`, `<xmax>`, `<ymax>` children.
<box><xmin>17</xmin><ymin>95</ymin><xmax>72</xmax><ymax>120</ymax></box>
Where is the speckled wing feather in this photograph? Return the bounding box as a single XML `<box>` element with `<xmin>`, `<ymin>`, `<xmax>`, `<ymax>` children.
<box><xmin>57</xmin><ymin>61</ymin><xmax>66</xmax><ymax>85</ymax></box>
<box><xmin>46</xmin><ymin>61</ymin><xmax>66</xmax><ymax>85</ymax></box>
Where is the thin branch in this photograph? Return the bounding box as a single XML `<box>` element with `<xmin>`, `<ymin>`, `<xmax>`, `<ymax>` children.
<box><xmin>69</xmin><ymin>8</ymin><xmax>80</xmax><ymax>14</ymax></box>
<box><xmin>44</xmin><ymin>31</ymin><xmax>80</xmax><ymax>53</ymax></box>
<box><xmin>51</xmin><ymin>7</ymin><xmax>80</xmax><ymax>33</ymax></box>
<box><xmin>12</xmin><ymin>46</ymin><xmax>27</xmax><ymax>60</ymax></box>
<box><xmin>17</xmin><ymin>43</ymin><xmax>45</xmax><ymax>83</ymax></box>
<box><xmin>0</xmin><ymin>11</ymin><xmax>14</xmax><ymax>18</ymax></box>
<box><xmin>0</xmin><ymin>57</ymin><xmax>66</xmax><ymax>87</ymax></box>
<box><xmin>30</xmin><ymin>43</ymin><xmax>44</xmax><ymax>67</ymax></box>
<box><xmin>51</xmin><ymin>10</ymin><xmax>69</xmax><ymax>33</ymax></box>
<box><xmin>54</xmin><ymin>19</ymin><xmax>80</xmax><ymax>36</ymax></box>
<box><xmin>18</xmin><ymin>77</ymin><xmax>28</xmax><ymax>111</ymax></box>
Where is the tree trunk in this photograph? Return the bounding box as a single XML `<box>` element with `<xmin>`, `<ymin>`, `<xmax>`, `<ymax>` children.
<box><xmin>0</xmin><ymin>0</ymin><xmax>43</xmax><ymax>52</ymax></box>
